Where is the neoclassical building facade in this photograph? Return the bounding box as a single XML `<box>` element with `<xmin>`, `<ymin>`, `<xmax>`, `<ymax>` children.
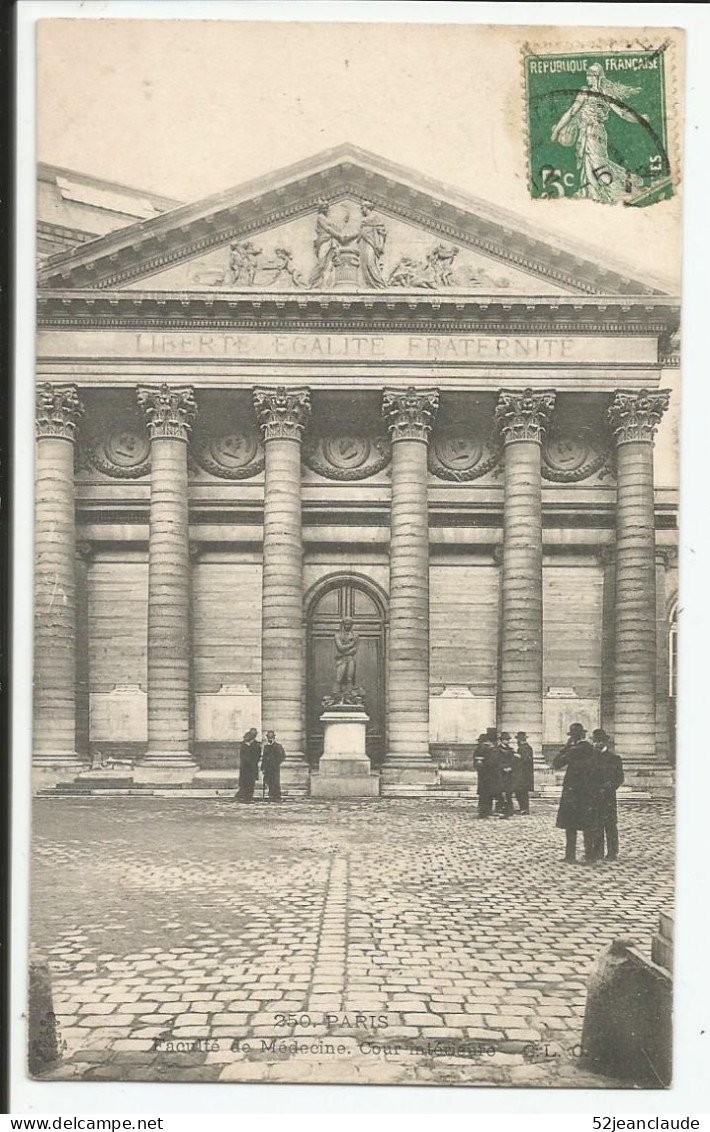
<box><xmin>34</xmin><ymin>147</ymin><xmax>679</xmax><ymax>795</ymax></box>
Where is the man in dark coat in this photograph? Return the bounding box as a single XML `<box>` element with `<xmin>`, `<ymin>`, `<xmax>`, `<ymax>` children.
<box><xmin>261</xmin><ymin>730</ymin><xmax>286</xmax><ymax>803</ymax></box>
<box><xmin>498</xmin><ymin>732</ymin><xmax>518</xmax><ymax>818</ymax></box>
<box><xmin>514</xmin><ymin>731</ymin><xmax>534</xmax><ymax>814</ymax></box>
<box><xmin>235</xmin><ymin>727</ymin><xmax>261</xmax><ymax>803</ymax></box>
<box><xmin>553</xmin><ymin>722</ymin><xmax>604</xmax><ymax>863</ymax></box>
<box><xmin>474</xmin><ymin>732</ymin><xmax>503</xmax><ymax>818</ymax></box>
<box><xmin>592</xmin><ymin>728</ymin><xmax>624</xmax><ymax>861</ymax></box>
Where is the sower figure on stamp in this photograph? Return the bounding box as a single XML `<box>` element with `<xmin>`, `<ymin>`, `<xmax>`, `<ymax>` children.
<box><xmin>592</xmin><ymin>728</ymin><xmax>624</xmax><ymax>861</ymax></box>
<box><xmin>514</xmin><ymin>731</ymin><xmax>535</xmax><ymax>815</ymax></box>
<box><xmin>553</xmin><ymin>723</ymin><xmax>604</xmax><ymax>864</ymax></box>
<box><xmin>261</xmin><ymin>730</ymin><xmax>286</xmax><ymax>803</ymax></box>
<box><xmin>235</xmin><ymin>727</ymin><xmax>262</xmax><ymax>803</ymax></box>
<box><xmin>333</xmin><ymin>617</ymin><xmax>359</xmax><ymax>698</ymax></box>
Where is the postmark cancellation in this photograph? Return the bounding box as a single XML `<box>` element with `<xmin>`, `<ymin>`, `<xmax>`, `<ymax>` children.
<box><xmin>524</xmin><ymin>40</ymin><xmax>679</xmax><ymax>207</ymax></box>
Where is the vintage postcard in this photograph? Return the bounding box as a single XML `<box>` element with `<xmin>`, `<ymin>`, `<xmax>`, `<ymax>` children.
<box><xmin>28</xmin><ymin>19</ymin><xmax>682</xmax><ymax>1090</ymax></box>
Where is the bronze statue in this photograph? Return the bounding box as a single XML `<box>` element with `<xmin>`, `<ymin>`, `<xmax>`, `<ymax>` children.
<box><xmin>333</xmin><ymin>617</ymin><xmax>358</xmax><ymax>695</ymax></box>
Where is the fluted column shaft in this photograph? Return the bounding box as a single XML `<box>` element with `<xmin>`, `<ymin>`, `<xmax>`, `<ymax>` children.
<box><xmin>383</xmin><ymin>389</ymin><xmax>438</xmax><ymax>767</ymax></box>
<box><xmin>138</xmin><ymin>384</ymin><xmax>197</xmax><ymax>765</ymax></box>
<box><xmin>34</xmin><ymin>384</ymin><xmax>84</xmax><ymax>764</ymax></box>
<box><xmin>495</xmin><ymin>389</ymin><xmax>555</xmax><ymax>755</ymax></box>
<box><xmin>254</xmin><ymin>387</ymin><xmax>311</xmax><ymax>761</ymax></box>
<box><xmin>609</xmin><ymin>389</ymin><xmax>670</xmax><ymax>763</ymax></box>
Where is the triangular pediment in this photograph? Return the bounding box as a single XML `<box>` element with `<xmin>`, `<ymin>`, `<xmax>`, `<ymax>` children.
<box><xmin>38</xmin><ymin>145</ymin><xmax>668</xmax><ymax>297</ymax></box>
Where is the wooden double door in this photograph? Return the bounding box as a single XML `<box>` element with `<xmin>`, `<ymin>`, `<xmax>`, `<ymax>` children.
<box><xmin>306</xmin><ymin>577</ymin><xmax>387</xmax><ymax>764</ymax></box>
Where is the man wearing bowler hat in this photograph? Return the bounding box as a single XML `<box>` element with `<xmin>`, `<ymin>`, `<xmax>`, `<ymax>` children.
<box><xmin>553</xmin><ymin>722</ymin><xmax>604</xmax><ymax>863</ymax></box>
<box><xmin>592</xmin><ymin>727</ymin><xmax>624</xmax><ymax>861</ymax></box>
<box><xmin>498</xmin><ymin>732</ymin><xmax>518</xmax><ymax>818</ymax></box>
<box><xmin>514</xmin><ymin>731</ymin><xmax>534</xmax><ymax>815</ymax></box>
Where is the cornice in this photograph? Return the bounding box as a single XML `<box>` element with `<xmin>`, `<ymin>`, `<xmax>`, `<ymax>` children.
<box><xmin>37</xmin><ymin>152</ymin><xmax>669</xmax><ymax>297</ymax></box>
<box><xmin>36</xmin><ymin>291</ymin><xmax>681</xmax><ymax>336</ymax></box>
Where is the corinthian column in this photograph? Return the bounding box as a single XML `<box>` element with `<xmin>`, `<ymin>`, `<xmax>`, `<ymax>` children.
<box><xmin>34</xmin><ymin>383</ymin><xmax>84</xmax><ymax>767</ymax></box>
<box><xmin>254</xmin><ymin>387</ymin><xmax>311</xmax><ymax>778</ymax></box>
<box><xmin>137</xmin><ymin>384</ymin><xmax>197</xmax><ymax>770</ymax></box>
<box><xmin>608</xmin><ymin>389</ymin><xmax>670</xmax><ymax>764</ymax></box>
<box><xmin>495</xmin><ymin>388</ymin><xmax>555</xmax><ymax>756</ymax></box>
<box><xmin>382</xmin><ymin>388</ymin><xmax>439</xmax><ymax>782</ymax></box>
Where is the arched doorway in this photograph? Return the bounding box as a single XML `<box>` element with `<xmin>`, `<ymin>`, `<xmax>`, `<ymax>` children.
<box><xmin>306</xmin><ymin>574</ymin><xmax>387</xmax><ymax>764</ymax></box>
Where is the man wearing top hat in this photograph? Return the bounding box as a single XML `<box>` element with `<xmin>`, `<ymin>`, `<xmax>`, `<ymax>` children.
<box><xmin>553</xmin><ymin>722</ymin><xmax>604</xmax><ymax>863</ymax></box>
<box><xmin>592</xmin><ymin>727</ymin><xmax>624</xmax><ymax>861</ymax></box>
<box><xmin>474</xmin><ymin>730</ymin><xmax>503</xmax><ymax>818</ymax></box>
<box><xmin>514</xmin><ymin>731</ymin><xmax>535</xmax><ymax>815</ymax></box>
<box><xmin>498</xmin><ymin>732</ymin><xmax>519</xmax><ymax>818</ymax></box>
<box><xmin>261</xmin><ymin>729</ymin><xmax>286</xmax><ymax>803</ymax></box>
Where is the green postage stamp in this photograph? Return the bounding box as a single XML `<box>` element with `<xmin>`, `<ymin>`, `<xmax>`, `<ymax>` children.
<box><xmin>525</xmin><ymin>47</ymin><xmax>673</xmax><ymax>207</ymax></box>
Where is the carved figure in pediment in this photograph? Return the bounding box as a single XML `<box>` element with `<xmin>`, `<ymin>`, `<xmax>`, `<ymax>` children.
<box><xmin>309</xmin><ymin>200</ymin><xmax>359</xmax><ymax>288</ymax></box>
<box><xmin>426</xmin><ymin>243</ymin><xmax>459</xmax><ymax>286</ymax></box>
<box><xmin>387</xmin><ymin>243</ymin><xmax>460</xmax><ymax>289</ymax></box>
<box><xmin>358</xmin><ymin>200</ymin><xmax>387</xmax><ymax>289</ymax></box>
<box><xmin>226</xmin><ymin>240</ymin><xmax>261</xmax><ymax>286</ymax></box>
<box><xmin>259</xmin><ymin>247</ymin><xmax>306</xmax><ymax>288</ymax></box>
<box><xmin>467</xmin><ymin>266</ymin><xmax>512</xmax><ymax>289</ymax></box>
<box><xmin>387</xmin><ymin>256</ymin><xmax>426</xmax><ymax>288</ymax></box>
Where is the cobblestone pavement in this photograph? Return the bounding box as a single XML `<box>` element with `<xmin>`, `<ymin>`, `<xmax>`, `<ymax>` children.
<box><xmin>31</xmin><ymin>797</ymin><xmax>673</xmax><ymax>1088</ymax></box>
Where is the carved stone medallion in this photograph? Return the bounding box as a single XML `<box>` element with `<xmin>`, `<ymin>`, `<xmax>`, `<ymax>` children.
<box><xmin>543</xmin><ymin>434</ymin><xmax>589</xmax><ymax>474</ymax></box>
<box><xmin>84</xmin><ymin>419</ymin><xmax>151</xmax><ymax>478</ymax></box>
<box><xmin>433</xmin><ymin>436</ymin><xmax>483</xmax><ymax>473</ymax></box>
<box><xmin>304</xmin><ymin>435</ymin><xmax>390</xmax><ymax>480</ymax></box>
<box><xmin>192</xmin><ymin>427</ymin><xmax>265</xmax><ymax>479</ymax></box>
<box><xmin>541</xmin><ymin>430</ymin><xmax>611</xmax><ymax>482</ymax></box>
<box><xmin>322</xmin><ymin>436</ymin><xmax>370</xmax><ymax>470</ymax></box>
<box><xmin>429</xmin><ymin>434</ymin><xmax>502</xmax><ymax>481</ymax></box>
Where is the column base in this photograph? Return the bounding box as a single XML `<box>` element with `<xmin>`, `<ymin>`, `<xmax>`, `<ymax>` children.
<box><xmin>280</xmin><ymin>758</ymin><xmax>310</xmax><ymax>797</ymax></box>
<box><xmin>32</xmin><ymin>759</ymin><xmax>86</xmax><ymax>794</ymax></box>
<box><xmin>134</xmin><ymin>753</ymin><xmax>197</xmax><ymax>785</ymax></box>
<box><xmin>381</xmin><ymin>760</ymin><xmax>438</xmax><ymax>788</ymax></box>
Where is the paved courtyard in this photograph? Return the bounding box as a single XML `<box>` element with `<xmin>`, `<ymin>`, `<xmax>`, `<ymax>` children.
<box><xmin>31</xmin><ymin>796</ymin><xmax>673</xmax><ymax>1088</ymax></box>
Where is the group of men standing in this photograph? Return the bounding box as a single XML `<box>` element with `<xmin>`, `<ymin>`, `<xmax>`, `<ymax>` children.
<box><xmin>554</xmin><ymin>723</ymin><xmax>624</xmax><ymax>864</ymax></box>
<box><xmin>234</xmin><ymin>729</ymin><xmax>286</xmax><ymax>803</ymax></box>
<box><xmin>474</xmin><ymin>729</ymin><xmax>535</xmax><ymax>818</ymax></box>
<box><xmin>474</xmin><ymin>722</ymin><xmax>625</xmax><ymax>865</ymax></box>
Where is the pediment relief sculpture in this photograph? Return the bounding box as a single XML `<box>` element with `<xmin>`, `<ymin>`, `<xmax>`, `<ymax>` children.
<box><xmin>167</xmin><ymin>199</ymin><xmax>519</xmax><ymax>295</ymax></box>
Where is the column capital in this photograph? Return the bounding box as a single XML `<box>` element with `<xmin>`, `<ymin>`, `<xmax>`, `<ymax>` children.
<box><xmin>494</xmin><ymin>388</ymin><xmax>555</xmax><ymax>445</ymax></box>
<box><xmin>36</xmin><ymin>383</ymin><xmax>84</xmax><ymax>442</ymax></box>
<box><xmin>137</xmin><ymin>383</ymin><xmax>197</xmax><ymax>441</ymax></box>
<box><xmin>253</xmin><ymin>386</ymin><xmax>311</xmax><ymax>442</ymax></box>
<box><xmin>608</xmin><ymin>388</ymin><xmax>670</xmax><ymax>446</ymax></box>
<box><xmin>382</xmin><ymin>387</ymin><xmax>439</xmax><ymax>443</ymax></box>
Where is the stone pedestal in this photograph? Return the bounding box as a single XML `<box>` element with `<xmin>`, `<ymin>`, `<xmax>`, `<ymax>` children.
<box><xmin>309</xmin><ymin>711</ymin><xmax>380</xmax><ymax>798</ymax></box>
